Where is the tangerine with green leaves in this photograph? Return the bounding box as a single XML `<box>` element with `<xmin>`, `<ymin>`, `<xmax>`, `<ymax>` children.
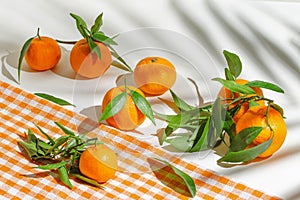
<box><xmin>25</xmin><ymin>36</ymin><xmax>61</xmax><ymax>71</ymax></box>
<box><xmin>236</xmin><ymin>105</ymin><xmax>287</xmax><ymax>158</ymax></box>
<box><xmin>101</xmin><ymin>85</ymin><xmax>146</xmax><ymax>131</ymax></box>
<box><xmin>218</xmin><ymin>79</ymin><xmax>264</xmax><ymax>123</ymax></box>
<box><xmin>70</xmin><ymin>38</ymin><xmax>112</xmax><ymax>78</ymax></box>
<box><xmin>79</xmin><ymin>144</ymin><xmax>118</xmax><ymax>183</ymax></box>
<box><xmin>134</xmin><ymin>56</ymin><xmax>176</xmax><ymax>96</ymax></box>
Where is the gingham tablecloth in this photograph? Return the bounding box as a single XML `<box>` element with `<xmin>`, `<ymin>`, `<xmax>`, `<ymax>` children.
<box><xmin>0</xmin><ymin>81</ymin><xmax>279</xmax><ymax>200</ymax></box>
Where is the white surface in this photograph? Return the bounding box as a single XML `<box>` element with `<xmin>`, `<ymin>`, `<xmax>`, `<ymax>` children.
<box><xmin>1</xmin><ymin>0</ymin><xmax>300</xmax><ymax>199</ymax></box>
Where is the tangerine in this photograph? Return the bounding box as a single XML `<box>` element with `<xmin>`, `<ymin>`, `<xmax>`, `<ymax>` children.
<box><xmin>134</xmin><ymin>56</ymin><xmax>176</xmax><ymax>96</ymax></box>
<box><xmin>25</xmin><ymin>36</ymin><xmax>61</xmax><ymax>71</ymax></box>
<box><xmin>79</xmin><ymin>144</ymin><xmax>118</xmax><ymax>183</ymax></box>
<box><xmin>218</xmin><ymin>79</ymin><xmax>264</xmax><ymax>123</ymax></box>
<box><xmin>101</xmin><ymin>85</ymin><xmax>146</xmax><ymax>131</ymax></box>
<box><xmin>70</xmin><ymin>38</ymin><xmax>112</xmax><ymax>78</ymax></box>
<box><xmin>235</xmin><ymin>105</ymin><xmax>287</xmax><ymax>158</ymax></box>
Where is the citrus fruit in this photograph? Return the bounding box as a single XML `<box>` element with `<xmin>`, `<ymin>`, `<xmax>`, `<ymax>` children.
<box><xmin>218</xmin><ymin>79</ymin><xmax>264</xmax><ymax>123</ymax></box>
<box><xmin>134</xmin><ymin>56</ymin><xmax>176</xmax><ymax>96</ymax></box>
<box><xmin>70</xmin><ymin>38</ymin><xmax>112</xmax><ymax>78</ymax></box>
<box><xmin>236</xmin><ymin>105</ymin><xmax>287</xmax><ymax>158</ymax></box>
<box><xmin>25</xmin><ymin>36</ymin><xmax>61</xmax><ymax>71</ymax></box>
<box><xmin>79</xmin><ymin>144</ymin><xmax>118</xmax><ymax>183</ymax></box>
<box><xmin>101</xmin><ymin>85</ymin><xmax>146</xmax><ymax>131</ymax></box>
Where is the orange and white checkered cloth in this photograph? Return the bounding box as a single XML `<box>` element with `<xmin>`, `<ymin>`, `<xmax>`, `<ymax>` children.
<box><xmin>0</xmin><ymin>81</ymin><xmax>279</xmax><ymax>200</ymax></box>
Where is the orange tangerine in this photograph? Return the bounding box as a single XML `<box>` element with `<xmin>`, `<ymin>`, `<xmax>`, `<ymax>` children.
<box><xmin>70</xmin><ymin>38</ymin><xmax>112</xmax><ymax>78</ymax></box>
<box><xmin>236</xmin><ymin>105</ymin><xmax>287</xmax><ymax>158</ymax></box>
<box><xmin>25</xmin><ymin>36</ymin><xmax>61</xmax><ymax>71</ymax></box>
<box><xmin>101</xmin><ymin>85</ymin><xmax>146</xmax><ymax>131</ymax></box>
<box><xmin>79</xmin><ymin>144</ymin><xmax>118</xmax><ymax>183</ymax></box>
<box><xmin>134</xmin><ymin>56</ymin><xmax>176</xmax><ymax>96</ymax></box>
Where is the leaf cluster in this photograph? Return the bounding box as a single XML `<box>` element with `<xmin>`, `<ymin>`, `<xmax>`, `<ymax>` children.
<box><xmin>69</xmin><ymin>13</ymin><xmax>132</xmax><ymax>72</ymax></box>
<box><xmin>17</xmin><ymin>122</ymin><xmax>103</xmax><ymax>189</ymax></box>
<box><xmin>156</xmin><ymin>50</ymin><xmax>285</xmax><ymax>164</ymax></box>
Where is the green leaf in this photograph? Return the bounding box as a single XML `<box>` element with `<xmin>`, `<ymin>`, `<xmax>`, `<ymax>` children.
<box><xmin>37</xmin><ymin>140</ymin><xmax>52</xmax><ymax>150</ymax></box>
<box><xmin>270</xmin><ymin>103</ymin><xmax>285</xmax><ymax>117</ymax></box>
<box><xmin>34</xmin><ymin>93</ymin><xmax>75</xmax><ymax>107</ymax></box>
<box><xmin>35</xmin><ymin>161</ymin><xmax>68</xmax><ymax>170</ymax></box>
<box><xmin>249</xmin><ymin>100</ymin><xmax>260</xmax><ymax>108</ymax></box>
<box><xmin>229</xmin><ymin>127</ymin><xmax>263</xmax><ymax>152</ymax></box>
<box><xmin>27</xmin><ymin>128</ymin><xmax>38</xmax><ymax>143</ymax></box>
<box><xmin>166</xmin><ymin>135</ymin><xmax>193</xmax><ymax>152</ymax></box>
<box><xmin>55</xmin><ymin>122</ymin><xmax>75</xmax><ymax>136</ymax></box>
<box><xmin>45</xmin><ymin>135</ymin><xmax>69</xmax><ymax>155</ymax></box>
<box><xmin>223</xmin><ymin>50</ymin><xmax>242</xmax><ymax>78</ymax></box>
<box><xmin>18</xmin><ymin>36</ymin><xmax>34</xmax><ymax>83</ymax></box>
<box><xmin>212</xmin><ymin>98</ymin><xmax>226</xmax><ymax>135</ymax></box>
<box><xmin>70</xmin><ymin>13</ymin><xmax>88</xmax><ymax>38</ymax></box>
<box><xmin>212</xmin><ymin>78</ymin><xmax>256</xmax><ymax>95</ymax></box>
<box><xmin>246</xmin><ymin>80</ymin><xmax>284</xmax><ymax>93</ymax></box>
<box><xmin>17</xmin><ymin>141</ymin><xmax>38</xmax><ymax>158</ymax></box>
<box><xmin>111</xmin><ymin>60</ymin><xmax>132</xmax><ymax>72</ymax></box>
<box><xmin>109</xmin><ymin>46</ymin><xmax>133</xmax><ymax>72</ymax></box>
<box><xmin>222</xmin><ymin>112</ymin><xmax>235</xmax><ymax>139</ymax></box>
<box><xmin>92</xmin><ymin>32</ymin><xmax>118</xmax><ymax>45</ymax></box>
<box><xmin>58</xmin><ymin>165</ymin><xmax>73</xmax><ymax>189</ymax></box>
<box><xmin>24</xmin><ymin>129</ymin><xmax>47</xmax><ymax>157</ymax></box>
<box><xmin>155</xmin><ymin>112</ymin><xmax>179</xmax><ymax>123</ymax></box>
<box><xmin>165</xmin><ymin>111</ymin><xmax>195</xmax><ymax>130</ymax></box>
<box><xmin>218</xmin><ymin>138</ymin><xmax>273</xmax><ymax>163</ymax></box>
<box><xmin>207</xmin><ymin>98</ymin><xmax>226</xmax><ymax>148</ymax></box>
<box><xmin>157</xmin><ymin>128</ymin><xmax>169</xmax><ymax>145</ymax></box>
<box><xmin>130</xmin><ymin>89</ymin><xmax>156</xmax><ymax>125</ymax></box>
<box><xmin>87</xmin><ymin>36</ymin><xmax>101</xmax><ymax>60</ymax></box>
<box><xmin>154</xmin><ymin>158</ymin><xmax>196</xmax><ymax>197</ymax></box>
<box><xmin>225</xmin><ymin>68</ymin><xmax>235</xmax><ymax>81</ymax></box>
<box><xmin>170</xmin><ymin>90</ymin><xmax>195</xmax><ymax>111</ymax></box>
<box><xmin>34</xmin><ymin>124</ymin><xmax>55</xmax><ymax>145</ymax></box>
<box><xmin>190</xmin><ymin>118</ymin><xmax>211</xmax><ymax>152</ymax></box>
<box><xmin>91</xmin><ymin>12</ymin><xmax>103</xmax><ymax>34</ymax></box>
<box><xmin>71</xmin><ymin>173</ymin><xmax>105</xmax><ymax>188</ymax></box>
<box><xmin>99</xmin><ymin>91</ymin><xmax>127</xmax><ymax>122</ymax></box>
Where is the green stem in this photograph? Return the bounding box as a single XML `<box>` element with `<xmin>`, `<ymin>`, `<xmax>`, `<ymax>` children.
<box><xmin>225</xmin><ymin>95</ymin><xmax>273</xmax><ymax>111</ymax></box>
<box><xmin>56</xmin><ymin>39</ymin><xmax>77</xmax><ymax>44</ymax></box>
<box><xmin>37</xmin><ymin>28</ymin><xmax>41</xmax><ymax>40</ymax></box>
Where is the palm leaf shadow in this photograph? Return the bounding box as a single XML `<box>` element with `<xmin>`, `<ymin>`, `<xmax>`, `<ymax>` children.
<box><xmin>204</xmin><ymin>0</ymin><xmax>284</xmax><ymax>85</ymax></box>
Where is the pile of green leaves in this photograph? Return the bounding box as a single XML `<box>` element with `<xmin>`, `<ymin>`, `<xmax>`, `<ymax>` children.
<box><xmin>156</xmin><ymin>50</ymin><xmax>285</xmax><ymax>164</ymax></box>
<box><xmin>17</xmin><ymin>122</ymin><xmax>104</xmax><ymax>189</ymax></box>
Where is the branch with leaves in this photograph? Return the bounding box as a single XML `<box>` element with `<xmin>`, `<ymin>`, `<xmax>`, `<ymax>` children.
<box><xmin>18</xmin><ymin>122</ymin><xmax>104</xmax><ymax>189</ymax></box>
<box><xmin>156</xmin><ymin>50</ymin><xmax>285</xmax><ymax>164</ymax></box>
<box><xmin>57</xmin><ymin>12</ymin><xmax>132</xmax><ymax>72</ymax></box>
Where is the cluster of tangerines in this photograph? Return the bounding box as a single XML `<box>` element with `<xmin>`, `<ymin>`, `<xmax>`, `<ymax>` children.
<box><xmin>18</xmin><ymin>13</ymin><xmax>177</xmax><ymax>185</ymax></box>
<box><xmin>218</xmin><ymin>78</ymin><xmax>286</xmax><ymax>158</ymax></box>
<box><xmin>18</xmin><ymin>13</ymin><xmax>287</xmax><ymax>186</ymax></box>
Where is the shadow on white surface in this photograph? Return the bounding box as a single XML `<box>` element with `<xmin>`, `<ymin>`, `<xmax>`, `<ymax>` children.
<box><xmin>2</xmin><ymin>46</ymin><xmax>92</xmax><ymax>83</ymax></box>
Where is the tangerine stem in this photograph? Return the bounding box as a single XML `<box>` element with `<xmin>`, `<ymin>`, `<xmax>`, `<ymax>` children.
<box><xmin>56</xmin><ymin>39</ymin><xmax>77</xmax><ymax>44</ymax></box>
<box><xmin>37</xmin><ymin>27</ymin><xmax>41</xmax><ymax>40</ymax></box>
